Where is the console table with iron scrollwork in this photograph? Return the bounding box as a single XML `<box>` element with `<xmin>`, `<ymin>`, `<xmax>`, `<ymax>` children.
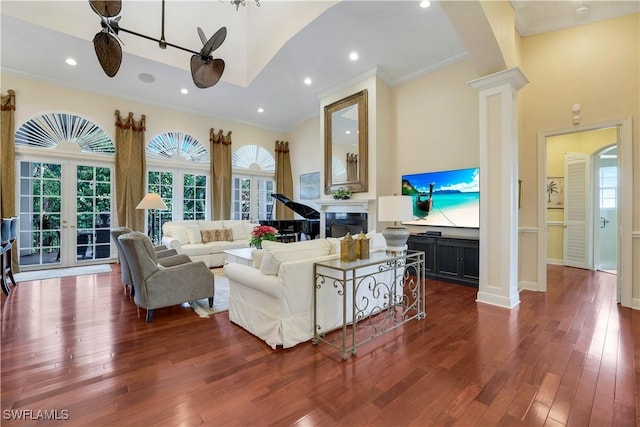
<box><xmin>312</xmin><ymin>250</ymin><xmax>425</xmax><ymax>360</ymax></box>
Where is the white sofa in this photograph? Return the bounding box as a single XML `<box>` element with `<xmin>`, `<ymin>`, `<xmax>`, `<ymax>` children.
<box><xmin>223</xmin><ymin>234</ymin><xmax>394</xmax><ymax>349</ymax></box>
<box><xmin>161</xmin><ymin>220</ymin><xmax>258</xmax><ymax>267</ymax></box>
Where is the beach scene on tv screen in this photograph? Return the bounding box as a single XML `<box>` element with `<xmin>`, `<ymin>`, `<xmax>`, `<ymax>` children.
<box><xmin>402</xmin><ymin>167</ymin><xmax>480</xmax><ymax>228</ymax></box>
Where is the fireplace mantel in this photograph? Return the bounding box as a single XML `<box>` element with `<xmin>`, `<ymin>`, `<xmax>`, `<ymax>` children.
<box><xmin>315</xmin><ymin>199</ymin><xmax>376</xmax><ymax>238</ymax></box>
<box><xmin>315</xmin><ymin>198</ymin><xmax>375</xmax><ymax>212</ymax></box>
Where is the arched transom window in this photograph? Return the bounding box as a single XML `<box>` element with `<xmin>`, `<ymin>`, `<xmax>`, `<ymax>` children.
<box><xmin>146</xmin><ymin>132</ymin><xmax>209</xmax><ymax>162</ymax></box>
<box><xmin>15</xmin><ymin>113</ymin><xmax>114</xmax><ymax>154</ymax></box>
<box><xmin>232</xmin><ymin>144</ymin><xmax>275</xmax><ymax>171</ymax></box>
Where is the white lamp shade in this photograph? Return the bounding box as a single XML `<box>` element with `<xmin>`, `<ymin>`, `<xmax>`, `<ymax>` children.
<box><xmin>378</xmin><ymin>195</ymin><xmax>413</xmax><ymax>222</ymax></box>
<box><xmin>136</xmin><ymin>193</ymin><xmax>168</xmax><ymax>210</ymax></box>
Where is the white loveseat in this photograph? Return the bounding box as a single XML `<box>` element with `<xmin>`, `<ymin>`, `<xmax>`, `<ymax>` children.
<box><xmin>161</xmin><ymin>220</ymin><xmax>258</xmax><ymax>267</ymax></box>
<box><xmin>223</xmin><ymin>234</ymin><xmax>392</xmax><ymax>349</ymax></box>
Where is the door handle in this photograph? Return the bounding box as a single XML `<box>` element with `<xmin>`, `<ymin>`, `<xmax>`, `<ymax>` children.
<box><xmin>600</xmin><ymin>217</ymin><xmax>609</xmax><ymax>228</ymax></box>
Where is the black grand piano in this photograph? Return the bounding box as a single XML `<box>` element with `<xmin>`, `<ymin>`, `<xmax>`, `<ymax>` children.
<box><xmin>260</xmin><ymin>193</ymin><xmax>320</xmax><ymax>241</ymax></box>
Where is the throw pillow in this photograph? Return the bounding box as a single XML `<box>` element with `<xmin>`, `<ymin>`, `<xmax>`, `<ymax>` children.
<box><xmin>243</xmin><ymin>222</ymin><xmax>258</xmax><ymax>239</ymax></box>
<box><xmin>229</xmin><ymin>222</ymin><xmax>247</xmax><ymax>241</ymax></box>
<box><xmin>259</xmin><ymin>251</ymin><xmax>281</xmax><ymax>275</ymax></box>
<box><xmin>259</xmin><ymin>239</ymin><xmax>331</xmax><ymax>275</ymax></box>
<box><xmin>167</xmin><ymin>225</ymin><xmax>189</xmax><ymax>245</ymax></box>
<box><xmin>326</xmin><ymin>237</ymin><xmax>341</xmax><ymax>255</ymax></box>
<box><xmin>201</xmin><ymin>228</ymin><xmax>234</xmax><ymax>243</ymax></box>
<box><xmin>185</xmin><ymin>224</ymin><xmax>202</xmax><ymax>244</ymax></box>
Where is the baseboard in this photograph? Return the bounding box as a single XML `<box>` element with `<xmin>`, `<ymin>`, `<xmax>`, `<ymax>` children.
<box><xmin>633</xmin><ymin>298</ymin><xmax>640</xmax><ymax>310</ymax></box>
<box><xmin>476</xmin><ymin>291</ymin><xmax>520</xmax><ymax>309</ymax></box>
<box><xmin>547</xmin><ymin>258</ymin><xmax>563</xmax><ymax>265</ymax></box>
<box><xmin>519</xmin><ymin>280</ymin><xmax>538</xmax><ymax>292</ymax></box>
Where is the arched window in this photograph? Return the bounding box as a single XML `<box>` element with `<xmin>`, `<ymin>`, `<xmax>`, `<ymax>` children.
<box><xmin>145</xmin><ymin>132</ymin><xmax>210</xmax><ymax>235</ymax></box>
<box><xmin>231</xmin><ymin>145</ymin><xmax>275</xmax><ymax>221</ymax></box>
<box><xmin>14</xmin><ymin>113</ymin><xmax>115</xmax><ymax>268</ymax></box>
<box><xmin>232</xmin><ymin>145</ymin><xmax>275</xmax><ymax>171</ymax></box>
<box><xmin>147</xmin><ymin>131</ymin><xmax>209</xmax><ymax>162</ymax></box>
<box><xmin>15</xmin><ymin>113</ymin><xmax>114</xmax><ymax>154</ymax></box>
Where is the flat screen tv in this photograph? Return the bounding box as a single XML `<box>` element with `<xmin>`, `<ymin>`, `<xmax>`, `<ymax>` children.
<box><xmin>401</xmin><ymin>167</ymin><xmax>479</xmax><ymax>228</ymax></box>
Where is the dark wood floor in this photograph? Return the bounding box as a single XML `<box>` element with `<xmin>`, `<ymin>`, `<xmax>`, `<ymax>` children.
<box><xmin>1</xmin><ymin>264</ymin><xmax>637</xmax><ymax>426</ymax></box>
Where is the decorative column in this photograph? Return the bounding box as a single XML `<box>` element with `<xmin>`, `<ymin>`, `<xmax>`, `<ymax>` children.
<box><xmin>469</xmin><ymin>68</ymin><xmax>528</xmax><ymax>309</ymax></box>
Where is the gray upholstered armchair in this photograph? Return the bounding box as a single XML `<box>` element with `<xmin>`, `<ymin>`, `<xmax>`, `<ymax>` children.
<box><xmin>111</xmin><ymin>226</ymin><xmax>179</xmax><ymax>295</ymax></box>
<box><xmin>118</xmin><ymin>231</ymin><xmax>215</xmax><ymax>322</ymax></box>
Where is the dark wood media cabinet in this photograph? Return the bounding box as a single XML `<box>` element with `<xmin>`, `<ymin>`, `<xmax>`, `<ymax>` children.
<box><xmin>407</xmin><ymin>234</ymin><xmax>479</xmax><ymax>288</ymax></box>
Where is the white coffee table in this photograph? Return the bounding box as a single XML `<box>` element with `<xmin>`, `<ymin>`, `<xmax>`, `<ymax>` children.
<box><xmin>224</xmin><ymin>248</ymin><xmax>254</xmax><ymax>266</ymax></box>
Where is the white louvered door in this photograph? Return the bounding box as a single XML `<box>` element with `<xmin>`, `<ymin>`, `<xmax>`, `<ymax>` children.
<box><xmin>563</xmin><ymin>152</ymin><xmax>592</xmax><ymax>269</ymax></box>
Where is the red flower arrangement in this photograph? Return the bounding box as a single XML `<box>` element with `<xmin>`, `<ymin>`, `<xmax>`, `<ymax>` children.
<box><xmin>249</xmin><ymin>225</ymin><xmax>278</xmax><ymax>248</ymax></box>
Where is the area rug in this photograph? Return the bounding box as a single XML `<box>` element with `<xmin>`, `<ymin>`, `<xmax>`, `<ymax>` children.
<box><xmin>190</xmin><ymin>274</ymin><xmax>229</xmax><ymax>318</ymax></box>
<box><xmin>13</xmin><ymin>264</ymin><xmax>113</xmax><ymax>282</ymax></box>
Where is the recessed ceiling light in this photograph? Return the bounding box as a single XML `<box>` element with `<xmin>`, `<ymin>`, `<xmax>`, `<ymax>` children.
<box><xmin>419</xmin><ymin>0</ymin><xmax>431</xmax><ymax>8</ymax></box>
<box><xmin>304</xmin><ymin>77</ymin><xmax>312</xmax><ymax>85</ymax></box>
<box><xmin>345</xmin><ymin>130</ymin><xmax>351</xmax><ymax>135</ymax></box>
<box><xmin>138</xmin><ymin>73</ymin><xmax>155</xmax><ymax>83</ymax></box>
<box><xmin>258</xmin><ymin>108</ymin><xmax>264</xmax><ymax>113</ymax></box>
<box><xmin>65</xmin><ymin>58</ymin><xmax>77</xmax><ymax>66</ymax></box>
<box><xmin>180</xmin><ymin>88</ymin><xmax>189</xmax><ymax>94</ymax></box>
<box><xmin>349</xmin><ymin>52</ymin><xmax>358</xmax><ymax>61</ymax></box>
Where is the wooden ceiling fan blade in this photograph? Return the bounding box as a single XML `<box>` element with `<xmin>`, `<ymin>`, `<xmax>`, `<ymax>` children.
<box><xmin>89</xmin><ymin>0</ymin><xmax>122</xmax><ymax>17</ymax></box>
<box><xmin>201</xmin><ymin>27</ymin><xmax>227</xmax><ymax>56</ymax></box>
<box><xmin>197</xmin><ymin>27</ymin><xmax>208</xmax><ymax>46</ymax></box>
<box><xmin>93</xmin><ymin>32</ymin><xmax>122</xmax><ymax>77</ymax></box>
<box><xmin>190</xmin><ymin>56</ymin><xmax>225</xmax><ymax>88</ymax></box>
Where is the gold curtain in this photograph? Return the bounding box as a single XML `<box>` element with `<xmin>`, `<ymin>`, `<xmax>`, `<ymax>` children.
<box><xmin>347</xmin><ymin>152</ymin><xmax>358</xmax><ymax>182</ymax></box>
<box><xmin>1</xmin><ymin>89</ymin><xmax>19</xmax><ymax>272</ymax></box>
<box><xmin>114</xmin><ymin>110</ymin><xmax>146</xmax><ymax>231</ymax></box>
<box><xmin>210</xmin><ymin>128</ymin><xmax>232</xmax><ymax>220</ymax></box>
<box><xmin>275</xmin><ymin>140</ymin><xmax>293</xmax><ymax>220</ymax></box>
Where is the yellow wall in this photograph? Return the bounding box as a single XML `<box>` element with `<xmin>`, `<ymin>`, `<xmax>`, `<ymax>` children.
<box><xmin>2</xmin><ymin>75</ymin><xmax>286</xmax><ymax>158</ymax></box>
<box><xmin>287</xmin><ymin>115</ymin><xmax>321</xmax><ymax>210</ymax></box>
<box><xmin>545</xmin><ymin>127</ymin><xmax>618</xmax><ymax>262</ymax></box>
<box><xmin>480</xmin><ymin>0</ymin><xmax>519</xmax><ymax>69</ymax></box>
<box><xmin>519</xmin><ymin>14</ymin><xmax>639</xmax><ymax>297</ymax></box>
<box><xmin>392</xmin><ymin>59</ymin><xmax>480</xmax><ymax>236</ymax></box>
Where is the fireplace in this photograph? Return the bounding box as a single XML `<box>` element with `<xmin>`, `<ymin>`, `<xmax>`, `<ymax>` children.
<box><xmin>325</xmin><ymin>213</ymin><xmax>367</xmax><ymax>237</ymax></box>
<box><xmin>315</xmin><ymin>198</ymin><xmax>376</xmax><ymax>238</ymax></box>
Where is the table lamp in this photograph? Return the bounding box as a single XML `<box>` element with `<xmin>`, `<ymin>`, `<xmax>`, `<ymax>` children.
<box><xmin>136</xmin><ymin>193</ymin><xmax>167</xmax><ymax>244</ymax></box>
<box><xmin>378</xmin><ymin>195</ymin><xmax>413</xmax><ymax>254</ymax></box>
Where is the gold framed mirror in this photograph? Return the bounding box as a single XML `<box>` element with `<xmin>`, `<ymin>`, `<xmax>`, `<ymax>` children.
<box><xmin>324</xmin><ymin>89</ymin><xmax>368</xmax><ymax>194</ymax></box>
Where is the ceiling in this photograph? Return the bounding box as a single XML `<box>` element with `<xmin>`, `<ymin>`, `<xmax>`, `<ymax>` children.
<box><xmin>1</xmin><ymin>1</ymin><xmax>638</xmax><ymax>132</ymax></box>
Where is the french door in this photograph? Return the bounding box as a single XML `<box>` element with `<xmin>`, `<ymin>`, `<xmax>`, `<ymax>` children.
<box><xmin>17</xmin><ymin>158</ymin><xmax>114</xmax><ymax>269</ymax></box>
<box><xmin>231</xmin><ymin>175</ymin><xmax>274</xmax><ymax>221</ymax></box>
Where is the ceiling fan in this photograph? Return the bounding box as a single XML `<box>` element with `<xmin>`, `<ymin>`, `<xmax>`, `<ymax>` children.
<box><xmin>89</xmin><ymin>0</ymin><xmax>226</xmax><ymax>88</ymax></box>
